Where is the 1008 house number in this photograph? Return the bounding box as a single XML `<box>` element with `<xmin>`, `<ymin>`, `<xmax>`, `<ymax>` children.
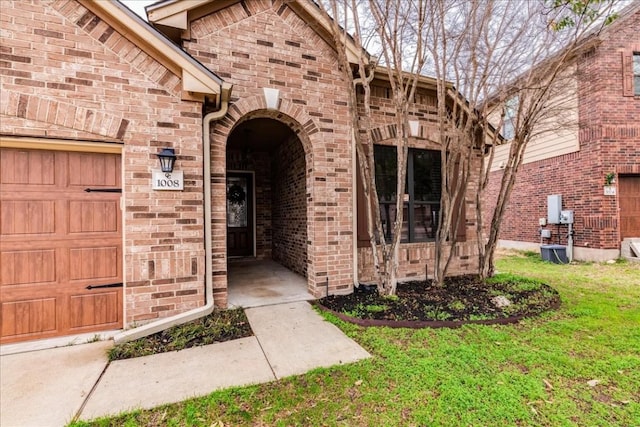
<box><xmin>152</xmin><ymin>170</ymin><xmax>184</xmax><ymax>191</ymax></box>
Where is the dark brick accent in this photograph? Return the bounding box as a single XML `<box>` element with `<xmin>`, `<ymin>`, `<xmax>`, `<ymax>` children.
<box><xmin>64</xmin><ymin>48</ymin><xmax>92</xmax><ymax>58</ymax></box>
<box><xmin>34</xmin><ymin>29</ymin><xmax>63</xmax><ymax>39</ymax></box>
<box><xmin>116</xmin><ymin>119</ymin><xmax>129</xmax><ymax>139</ymax></box>
<box><xmin>157</xmin><ymin>121</ymin><xmax>179</xmax><ymax>128</ymax></box>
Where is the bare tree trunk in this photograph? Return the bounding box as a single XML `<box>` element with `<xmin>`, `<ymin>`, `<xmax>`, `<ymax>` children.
<box><xmin>319</xmin><ymin>0</ymin><xmax>390</xmax><ymax>292</ymax></box>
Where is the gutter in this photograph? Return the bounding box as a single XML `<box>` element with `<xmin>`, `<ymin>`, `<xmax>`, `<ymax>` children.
<box><xmin>114</xmin><ymin>83</ymin><xmax>233</xmax><ymax>344</ymax></box>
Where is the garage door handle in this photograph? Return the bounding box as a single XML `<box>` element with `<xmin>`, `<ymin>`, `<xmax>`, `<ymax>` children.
<box><xmin>84</xmin><ymin>188</ymin><xmax>122</xmax><ymax>193</ymax></box>
<box><xmin>86</xmin><ymin>283</ymin><xmax>123</xmax><ymax>290</ymax></box>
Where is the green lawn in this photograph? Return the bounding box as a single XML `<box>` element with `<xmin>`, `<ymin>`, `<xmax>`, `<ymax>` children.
<box><xmin>71</xmin><ymin>252</ymin><xmax>640</xmax><ymax>426</ymax></box>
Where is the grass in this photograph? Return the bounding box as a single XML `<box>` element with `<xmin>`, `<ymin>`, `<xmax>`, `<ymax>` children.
<box><xmin>107</xmin><ymin>308</ymin><xmax>252</xmax><ymax>361</ymax></box>
<box><xmin>70</xmin><ymin>252</ymin><xmax>640</xmax><ymax>426</ymax></box>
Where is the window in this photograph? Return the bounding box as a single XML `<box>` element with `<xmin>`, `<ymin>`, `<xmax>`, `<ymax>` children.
<box><xmin>634</xmin><ymin>53</ymin><xmax>640</xmax><ymax>96</ymax></box>
<box><xmin>374</xmin><ymin>145</ymin><xmax>441</xmax><ymax>243</ymax></box>
<box><xmin>502</xmin><ymin>96</ymin><xmax>518</xmax><ymax>140</ymax></box>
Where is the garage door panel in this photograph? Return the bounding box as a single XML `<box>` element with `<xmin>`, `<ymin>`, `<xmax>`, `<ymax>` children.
<box><xmin>69</xmin><ymin>200</ymin><xmax>119</xmax><ymax>233</ymax></box>
<box><xmin>1</xmin><ymin>200</ymin><xmax>56</xmax><ymax>235</ymax></box>
<box><xmin>69</xmin><ymin>291</ymin><xmax>120</xmax><ymax>329</ymax></box>
<box><xmin>69</xmin><ymin>247</ymin><xmax>119</xmax><ymax>281</ymax></box>
<box><xmin>0</xmin><ymin>250</ymin><xmax>57</xmax><ymax>285</ymax></box>
<box><xmin>68</xmin><ymin>152</ymin><xmax>119</xmax><ymax>187</ymax></box>
<box><xmin>1</xmin><ymin>147</ymin><xmax>122</xmax><ymax>343</ymax></box>
<box><xmin>0</xmin><ymin>150</ymin><xmax>56</xmax><ymax>185</ymax></box>
<box><xmin>1</xmin><ymin>298</ymin><xmax>58</xmax><ymax>338</ymax></box>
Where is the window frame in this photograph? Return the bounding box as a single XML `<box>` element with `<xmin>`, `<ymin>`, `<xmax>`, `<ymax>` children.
<box><xmin>633</xmin><ymin>52</ymin><xmax>640</xmax><ymax>96</ymax></box>
<box><xmin>374</xmin><ymin>145</ymin><xmax>441</xmax><ymax>243</ymax></box>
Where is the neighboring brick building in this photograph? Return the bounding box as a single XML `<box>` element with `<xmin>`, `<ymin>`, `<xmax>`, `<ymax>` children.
<box><xmin>1</xmin><ymin>0</ymin><xmax>480</xmax><ymax>344</ymax></box>
<box><xmin>486</xmin><ymin>3</ymin><xmax>640</xmax><ymax>261</ymax></box>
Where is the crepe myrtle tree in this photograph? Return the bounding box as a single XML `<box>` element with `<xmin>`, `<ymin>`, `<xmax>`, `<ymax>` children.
<box><xmin>318</xmin><ymin>0</ymin><xmax>620</xmax><ymax>292</ymax></box>
<box><xmin>318</xmin><ymin>0</ymin><xmax>431</xmax><ymax>295</ymax></box>
<box><xmin>421</xmin><ymin>0</ymin><xmax>621</xmax><ymax>279</ymax></box>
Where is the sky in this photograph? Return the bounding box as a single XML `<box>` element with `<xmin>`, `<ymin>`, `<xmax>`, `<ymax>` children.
<box><xmin>121</xmin><ymin>0</ymin><xmax>155</xmax><ymax>20</ymax></box>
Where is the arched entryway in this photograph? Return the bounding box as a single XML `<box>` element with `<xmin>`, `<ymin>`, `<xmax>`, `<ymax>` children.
<box><xmin>225</xmin><ymin>115</ymin><xmax>312</xmax><ymax>307</ymax></box>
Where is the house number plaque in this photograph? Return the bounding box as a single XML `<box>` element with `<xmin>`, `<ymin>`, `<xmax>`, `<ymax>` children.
<box><xmin>152</xmin><ymin>170</ymin><xmax>184</xmax><ymax>190</ymax></box>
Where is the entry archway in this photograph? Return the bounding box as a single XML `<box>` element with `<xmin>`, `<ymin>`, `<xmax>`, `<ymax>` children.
<box><xmin>225</xmin><ymin>114</ymin><xmax>311</xmax><ymax>306</ymax></box>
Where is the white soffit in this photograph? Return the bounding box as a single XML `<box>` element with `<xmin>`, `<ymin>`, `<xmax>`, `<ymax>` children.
<box><xmin>147</xmin><ymin>0</ymin><xmax>209</xmax><ymax>23</ymax></box>
<box><xmin>155</xmin><ymin>11</ymin><xmax>188</xmax><ymax>30</ymax></box>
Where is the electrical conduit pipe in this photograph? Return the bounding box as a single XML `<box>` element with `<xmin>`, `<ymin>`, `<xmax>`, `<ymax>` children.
<box><xmin>114</xmin><ymin>84</ymin><xmax>233</xmax><ymax>344</ymax></box>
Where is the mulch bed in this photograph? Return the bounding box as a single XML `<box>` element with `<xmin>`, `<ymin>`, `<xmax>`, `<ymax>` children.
<box><xmin>316</xmin><ymin>275</ymin><xmax>561</xmax><ymax>328</ymax></box>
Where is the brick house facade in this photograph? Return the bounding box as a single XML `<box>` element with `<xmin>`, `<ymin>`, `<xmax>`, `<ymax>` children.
<box><xmin>1</xmin><ymin>0</ymin><xmax>481</xmax><ymax>344</ymax></box>
<box><xmin>485</xmin><ymin>4</ymin><xmax>640</xmax><ymax>261</ymax></box>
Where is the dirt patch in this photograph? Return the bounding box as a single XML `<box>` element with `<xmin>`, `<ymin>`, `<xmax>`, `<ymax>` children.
<box><xmin>317</xmin><ymin>274</ymin><xmax>560</xmax><ymax>327</ymax></box>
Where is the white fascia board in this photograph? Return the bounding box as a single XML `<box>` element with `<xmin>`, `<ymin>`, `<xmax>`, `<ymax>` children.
<box><xmin>183</xmin><ymin>69</ymin><xmax>221</xmax><ymax>95</ymax></box>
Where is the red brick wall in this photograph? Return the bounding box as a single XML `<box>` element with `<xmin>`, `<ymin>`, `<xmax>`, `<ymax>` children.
<box><xmin>185</xmin><ymin>0</ymin><xmax>354</xmax><ymax>298</ymax></box>
<box><xmin>1</xmin><ymin>0</ymin><xmax>206</xmax><ymax>325</ymax></box>
<box><xmin>485</xmin><ymin>9</ymin><xmax>640</xmax><ymax>251</ymax></box>
<box><xmin>272</xmin><ymin>136</ymin><xmax>307</xmax><ymax>276</ymax></box>
<box><xmin>357</xmin><ymin>85</ymin><xmax>481</xmax><ymax>280</ymax></box>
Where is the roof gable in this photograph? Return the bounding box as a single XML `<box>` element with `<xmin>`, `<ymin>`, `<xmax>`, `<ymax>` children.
<box><xmin>83</xmin><ymin>0</ymin><xmax>226</xmax><ymax>103</ymax></box>
<box><xmin>145</xmin><ymin>0</ymin><xmax>362</xmax><ymax>63</ymax></box>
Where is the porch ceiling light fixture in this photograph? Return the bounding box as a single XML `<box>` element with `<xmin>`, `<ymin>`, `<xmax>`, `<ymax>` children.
<box><xmin>157</xmin><ymin>148</ymin><xmax>177</xmax><ymax>173</ymax></box>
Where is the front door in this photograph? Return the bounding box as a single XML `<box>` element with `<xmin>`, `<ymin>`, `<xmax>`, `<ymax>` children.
<box><xmin>619</xmin><ymin>174</ymin><xmax>640</xmax><ymax>240</ymax></box>
<box><xmin>226</xmin><ymin>172</ymin><xmax>253</xmax><ymax>257</ymax></box>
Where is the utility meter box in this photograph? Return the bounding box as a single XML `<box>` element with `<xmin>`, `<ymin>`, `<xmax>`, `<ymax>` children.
<box><xmin>547</xmin><ymin>195</ymin><xmax>562</xmax><ymax>224</ymax></box>
<box><xmin>560</xmin><ymin>210</ymin><xmax>574</xmax><ymax>224</ymax></box>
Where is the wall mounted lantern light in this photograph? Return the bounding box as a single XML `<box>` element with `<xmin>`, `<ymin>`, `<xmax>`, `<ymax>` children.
<box><xmin>157</xmin><ymin>148</ymin><xmax>177</xmax><ymax>173</ymax></box>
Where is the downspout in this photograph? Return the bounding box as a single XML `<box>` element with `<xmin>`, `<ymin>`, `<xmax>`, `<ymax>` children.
<box><xmin>352</xmin><ymin>128</ymin><xmax>359</xmax><ymax>288</ymax></box>
<box><xmin>114</xmin><ymin>83</ymin><xmax>232</xmax><ymax>344</ymax></box>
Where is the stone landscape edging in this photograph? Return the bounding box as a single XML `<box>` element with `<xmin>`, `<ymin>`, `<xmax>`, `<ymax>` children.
<box><xmin>312</xmin><ymin>299</ymin><xmax>561</xmax><ymax>329</ymax></box>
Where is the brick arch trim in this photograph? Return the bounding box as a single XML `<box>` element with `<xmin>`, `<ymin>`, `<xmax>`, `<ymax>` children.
<box><xmin>220</xmin><ymin>95</ymin><xmax>320</xmax><ymax>155</ymax></box>
<box><xmin>370</xmin><ymin>123</ymin><xmax>440</xmax><ymax>144</ymax></box>
<box><xmin>1</xmin><ymin>90</ymin><xmax>129</xmax><ymax>141</ymax></box>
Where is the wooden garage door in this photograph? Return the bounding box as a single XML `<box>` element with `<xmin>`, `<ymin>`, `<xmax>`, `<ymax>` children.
<box><xmin>619</xmin><ymin>175</ymin><xmax>640</xmax><ymax>240</ymax></box>
<box><xmin>0</xmin><ymin>148</ymin><xmax>122</xmax><ymax>343</ymax></box>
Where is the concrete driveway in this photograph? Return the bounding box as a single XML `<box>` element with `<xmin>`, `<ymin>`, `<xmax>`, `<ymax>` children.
<box><xmin>1</xmin><ymin>341</ymin><xmax>111</xmax><ymax>427</ymax></box>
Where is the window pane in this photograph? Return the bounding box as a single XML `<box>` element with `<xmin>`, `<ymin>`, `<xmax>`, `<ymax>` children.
<box><xmin>413</xmin><ymin>203</ymin><xmax>438</xmax><ymax>241</ymax></box>
<box><xmin>379</xmin><ymin>202</ymin><xmax>409</xmax><ymax>242</ymax></box>
<box><xmin>633</xmin><ymin>53</ymin><xmax>640</xmax><ymax>74</ymax></box>
<box><xmin>505</xmin><ymin>96</ymin><xmax>519</xmax><ymax>117</ymax></box>
<box><xmin>502</xmin><ymin>120</ymin><xmax>515</xmax><ymax>140</ymax></box>
<box><xmin>413</xmin><ymin>150</ymin><xmax>441</xmax><ymax>202</ymax></box>
<box><xmin>374</xmin><ymin>145</ymin><xmax>397</xmax><ymax>202</ymax></box>
<box><xmin>502</xmin><ymin>96</ymin><xmax>518</xmax><ymax>139</ymax></box>
<box><xmin>227</xmin><ymin>177</ymin><xmax>248</xmax><ymax>227</ymax></box>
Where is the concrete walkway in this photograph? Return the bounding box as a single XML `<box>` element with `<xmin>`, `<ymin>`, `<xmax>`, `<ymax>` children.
<box><xmin>0</xmin><ymin>301</ymin><xmax>370</xmax><ymax>426</ymax></box>
<box><xmin>228</xmin><ymin>259</ymin><xmax>314</xmax><ymax>308</ymax></box>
